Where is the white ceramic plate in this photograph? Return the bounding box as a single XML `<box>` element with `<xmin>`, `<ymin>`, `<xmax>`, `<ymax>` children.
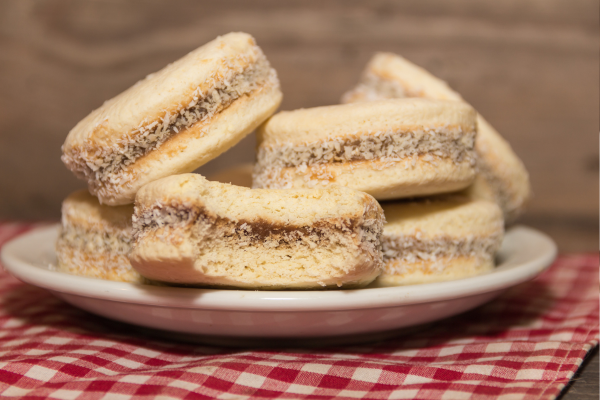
<box><xmin>1</xmin><ymin>225</ymin><xmax>556</xmax><ymax>346</ymax></box>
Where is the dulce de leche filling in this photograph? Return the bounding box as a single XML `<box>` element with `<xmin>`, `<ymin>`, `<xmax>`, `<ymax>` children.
<box><xmin>132</xmin><ymin>203</ymin><xmax>383</xmax><ymax>259</ymax></box>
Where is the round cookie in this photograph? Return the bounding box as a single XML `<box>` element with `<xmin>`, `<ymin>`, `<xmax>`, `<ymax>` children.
<box><xmin>56</xmin><ymin>190</ymin><xmax>142</xmax><ymax>283</ymax></box>
<box><xmin>376</xmin><ymin>196</ymin><xmax>504</xmax><ymax>286</ymax></box>
<box><xmin>129</xmin><ymin>174</ymin><xmax>384</xmax><ymax>289</ymax></box>
<box><xmin>62</xmin><ymin>32</ymin><xmax>282</xmax><ymax>206</ymax></box>
<box><xmin>253</xmin><ymin>98</ymin><xmax>477</xmax><ymax>200</ymax></box>
<box><xmin>342</xmin><ymin>52</ymin><xmax>530</xmax><ymax>221</ymax></box>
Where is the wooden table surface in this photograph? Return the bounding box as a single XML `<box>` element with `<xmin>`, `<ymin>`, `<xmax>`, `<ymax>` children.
<box><xmin>0</xmin><ymin>1</ymin><xmax>597</xmax><ymax>398</ymax></box>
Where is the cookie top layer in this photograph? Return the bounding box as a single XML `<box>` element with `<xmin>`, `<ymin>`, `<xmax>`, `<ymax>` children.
<box><xmin>257</xmin><ymin>98</ymin><xmax>476</xmax><ymax>146</ymax></box>
<box><xmin>64</xmin><ymin>32</ymin><xmax>261</xmax><ymax>151</ymax></box>
<box><xmin>61</xmin><ymin>190</ymin><xmax>133</xmax><ymax>233</ymax></box>
<box><xmin>382</xmin><ymin>196</ymin><xmax>503</xmax><ymax>238</ymax></box>
<box><xmin>134</xmin><ymin>174</ymin><xmax>380</xmax><ymax>228</ymax></box>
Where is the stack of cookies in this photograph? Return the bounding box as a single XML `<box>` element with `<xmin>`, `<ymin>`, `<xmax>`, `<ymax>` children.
<box><xmin>58</xmin><ymin>33</ymin><xmax>530</xmax><ymax>289</ymax></box>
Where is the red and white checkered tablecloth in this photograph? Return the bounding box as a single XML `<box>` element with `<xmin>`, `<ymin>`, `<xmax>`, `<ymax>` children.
<box><xmin>0</xmin><ymin>222</ymin><xmax>597</xmax><ymax>400</ymax></box>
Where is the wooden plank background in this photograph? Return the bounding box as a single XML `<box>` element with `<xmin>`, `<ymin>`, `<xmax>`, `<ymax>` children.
<box><xmin>0</xmin><ymin>0</ymin><xmax>597</xmax><ymax>253</ymax></box>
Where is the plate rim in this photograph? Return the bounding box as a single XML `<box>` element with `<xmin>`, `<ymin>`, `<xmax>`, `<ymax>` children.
<box><xmin>1</xmin><ymin>224</ymin><xmax>557</xmax><ymax>312</ymax></box>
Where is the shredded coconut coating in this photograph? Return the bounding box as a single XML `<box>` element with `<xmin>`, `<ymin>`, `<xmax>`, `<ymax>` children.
<box><xmin>257</xmin><ymin>126</ymin><xmax>474</xmax><ymax>168</ymax></box>
<box><xmin>132</xmin><ymin>201</ymin><xmax>199</xmax><ymax>240</ymax></box>
<box><xmin>55</xmin><ymin>224</ymin><xmax>141</xmax><ymax>282</ymax></box>
<box><xmin>58</xmin><ymin>223</ymin><xmax>132</xmax><ymax>254</ymax></box>
<box><xmin>62</xmin><ymin>56</ymin><xmax>273</xmax><ymax>192</ymax></box>
<box><xmin>254</xmin><ymin>126</ymin><xmax>476</xmax><ymax>189</ymax></box>
<box><xmin>132</xmin><ymin>202</ymin><xmax>384</xmax><ymax>263</ymax></box>
<box><xmin>381</xmin><ymin>232</ymin><xmax>502</xmax><ymax>275</ymax></box>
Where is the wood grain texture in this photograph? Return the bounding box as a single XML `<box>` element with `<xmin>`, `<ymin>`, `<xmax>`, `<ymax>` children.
<box><xmin>0</xmin><ymin>0</ymin><xmax>597</xmax><ymax>252</ymax></box>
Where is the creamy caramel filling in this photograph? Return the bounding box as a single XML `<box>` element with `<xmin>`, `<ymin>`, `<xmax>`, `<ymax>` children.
<box><xmin>132</xmin><ymin>203</ymin><xmax>383</xmax><ymax>258</ymax></box>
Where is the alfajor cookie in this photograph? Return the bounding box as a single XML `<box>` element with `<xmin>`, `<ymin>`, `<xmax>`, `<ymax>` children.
<box><xmin>377</xmin><ymin>196</ymin><xmax>503</xmax><ymax>286</ymax></box>
<box><xmin>56</xmin><ymin>190</ymin><xmax>142</xmax><ymax>283</ymax></box>
<box><xmin>342</xmin><ymin>52</ymin><xmax>530</xmax><ymax>221</ymax></box>
<box><xmin>253</xmin><ymin>98</ymin><xmax>478</xmax><ymax>200</ymax></box>
<box><xmin>62</xmin><ymin>32</ymin><xmax>282</xmax><ymax>206</ymax></box>
<box><xmin>129</xmin><ymin>174</ymin><xmax>384</xmax><ymax>289</ymax></box>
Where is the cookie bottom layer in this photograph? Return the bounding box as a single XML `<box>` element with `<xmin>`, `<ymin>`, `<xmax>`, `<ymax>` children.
<box><xmin>254</xmin><ymin>155</ymin><xmax>476</xmax><ymax>200</ymax></box>
<box><xmin>374</xmin><ymin>254</ymin><xmax>494</xmax><ymax>286</ymax></box>
<box><xmin>130</xmin><ymin>223</ymin><xmax>382</xmax><ymax>290</ymax></box>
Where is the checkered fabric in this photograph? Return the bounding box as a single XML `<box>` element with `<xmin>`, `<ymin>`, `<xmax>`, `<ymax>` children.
<box><xmin>0</xmin><ymin>222</ymin><xmax>597</xmax><ymax>400</ymax></box>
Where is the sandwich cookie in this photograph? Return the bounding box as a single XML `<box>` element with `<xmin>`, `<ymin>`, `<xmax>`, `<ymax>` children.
<box><xmin>254</xmin><ymin>98</ymin><xmax>478</xmax><ymax>200</ymax></box>
<box><xmin>56</xmin><ymin>190</ymin><xmax>142</xmax><ymax>282</ymax></box>
<box><xmin>342</xmin><ymin>52</ymin><xmax>530</xmax><ymax>221</ymax></box>
<box><xmin>62</xmin><ymin>32</ymin><xmax>282</xmax><ymax>205</ymax></box>
<box><xmin>129</xmin><ymin>174</ymin><xmax>384</xmax><ymax>289</ymax></box>
<box><xmin>377</xmin><ymin>196</ymin><xmax>503</xmax><ymax>286</ymax></box>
